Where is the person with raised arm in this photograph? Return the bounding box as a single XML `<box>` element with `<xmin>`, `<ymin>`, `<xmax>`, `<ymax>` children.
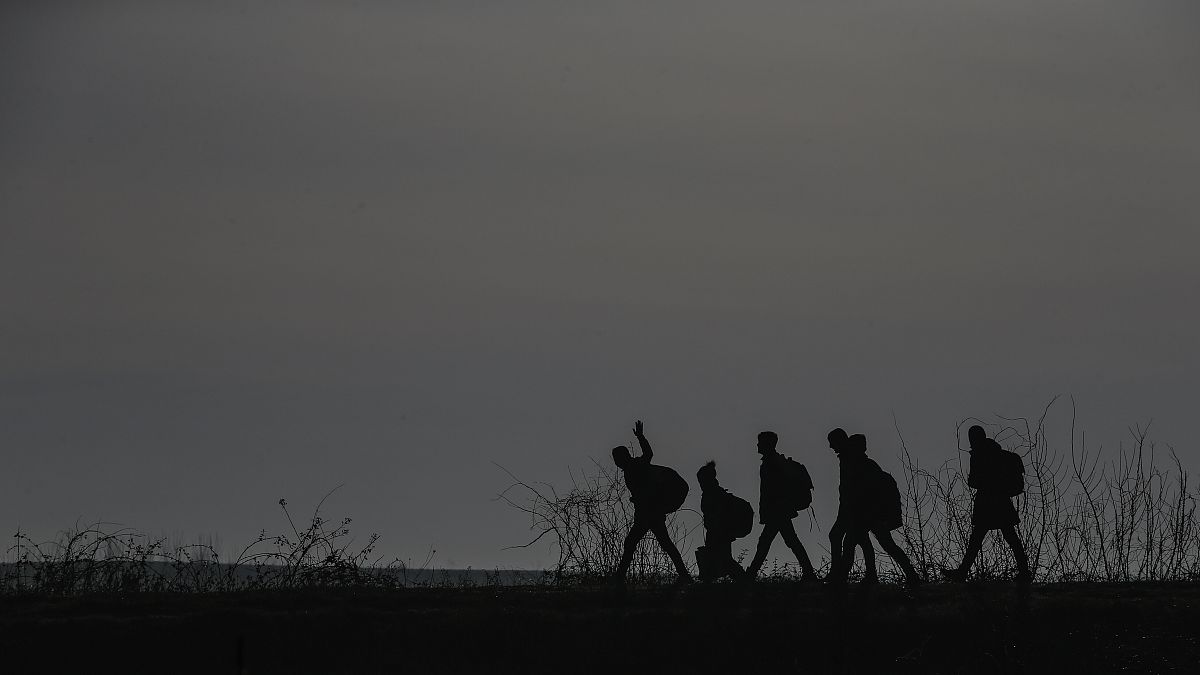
<box><xmin>611</xmin><ymin>420</ymin><xmax>692</xmax><ymax>584</ymax></box>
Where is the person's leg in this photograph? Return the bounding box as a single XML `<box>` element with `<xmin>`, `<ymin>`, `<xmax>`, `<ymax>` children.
<box><xmin>746</xmin><ymin>524</ymin><xmax>780</xmax><ymax>578</ymax></box>
<box><xmin>832</xmin><ymin>529</ymin><xmax>859</xmax><ymax>583</ymax></box>
<box><xmin>777</xmin><ymin>519</ymin><xmax>816</xmax><ymax>577</ymax></box>
<box><xmin>716</xmin><ymin>538</ymin><xmax>742</xmax><ymax>579</ymax></box>
<box><xmin>650</xmin><ymin>520</ymin><xmax>692</xmax><ymax>579</ymax></box>
<box><xmin>960</xmin><ymin>526</ymin><xmax>987</xmax><ymax>572</ymax></box>
<box><xmin>615</xmin><ymin>519</ymin><xmax>651</xmax><ymax>580</ymax></box>
<box><xmin>858</xmin><ymin>531</ymin><xmax>877</xmax><ymax>583</ymax></box>
<box><xmin>873</xmin><ymin>529</ymin><xmax>921</xmax><ymax>585</ymax></box>
<box><xmin>1000</xmin><ymin>524</ymin><xmax>1031</xmax><ymax>580</ymax></box>
<box><xmin>944</xmin><ymin>526</ymin><xmax>987</xmax><ymax>580</ymax></box>
<box><xmin>828</xmin><ymin>519</ymin><xmax>846</xmax><ymax>580</ymax></box>
<box><xmin>696</xmin><ymin>530</ymin><xmax>718</xmax><ymax>581</ymax></box>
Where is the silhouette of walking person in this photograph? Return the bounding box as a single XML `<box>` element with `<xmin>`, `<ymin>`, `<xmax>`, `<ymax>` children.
<box><xmin>612</xmin><ymin>420</ymin><xmax>693</xmax><ymax>584</ymax></box>
<box><xmin>695</xmin><ymin>461</ymin><xmax>754</xmax><ymax>581</ymax></box>
<box><xmin>745</xmin><ymin>431</ymin><xmax>818</xmax><ymax>581</ymax></box>
<box><xmin>828</xmin><ymin>430</ymin><xmax>922</xmax><ymax>586</ymax></box>
<box><xmin>942</xmin><ymin>425</ymin><xmax>1032</xmax><ymax>583</ymax></box>
<box><xmin>826</xmin><ymin>428</ymin><xmax>877</xmax><ymax>583</ymax></box>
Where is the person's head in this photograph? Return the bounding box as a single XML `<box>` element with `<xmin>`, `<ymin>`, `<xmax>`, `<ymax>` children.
<box><xmin>757</xmin><ymin>431</ymin><xmax>778</xmax><ymax>455</ymax></box>
<box><xmin>612</xmin><ymin>445</ymin><xmax>632</xmax><ymax>468</ymax></box>
<box><xmin>827</xmin><ymin>427</ymin><xmax>849</xmax><ymax>453</ymax></box>
<box><xmin>967</xmin><ymin>425</ymin><xmax>988</xmax><ymax>451</ymax></box>
<box><xmin>697</xmin><ymin>460</ymin><xmax>719</xmax><ymax>490</ymax></box>
<box><xmin>848</xmin><ymin>433</ymin><xmax>867</xmax><ymax>455</ymax></box>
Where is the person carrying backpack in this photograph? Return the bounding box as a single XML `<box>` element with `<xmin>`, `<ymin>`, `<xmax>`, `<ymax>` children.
<box><xmin>745</xmin><ymin>431</ymin><xmax>818</xmax><ymax>581</ymax></box>
<box><xmin>942</xmin><ymin>425</ymin><xmax>1031</xmax><ymax>583</ymax></box>
<box><xmin>826</xmin><ymin>428</ymin><xmax>877</xmax><ymax>584</ymax></box>
<box><xmin>830</xmin><ymin>431</ymin><xmax>922</xmax><ymax>587</ymax></box>
<box><xmin>695</xmin><ymin>461</ymin><xmax>753</xmax><ymax>581</ymax></box>
<box><xmin>612</xmin><ymin>420</ymin><xmax>693</xmax><ymax>584</ymax></box>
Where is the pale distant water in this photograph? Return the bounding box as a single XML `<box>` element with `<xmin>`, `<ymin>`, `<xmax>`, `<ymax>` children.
<box><xmin>382</xmin><ymin>567</ymin><xmax>551</xmax><ymax>587</ymax></box>
<box><xmin>0</xmin><ymin>563</ymin><xmax>552</xmax><ymax>589</ymax></box>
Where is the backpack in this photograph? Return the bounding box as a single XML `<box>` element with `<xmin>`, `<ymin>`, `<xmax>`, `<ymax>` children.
<box><xmin>782</xmin><ymin>456</ymin><xmax>814</xmax><ymax>511</ymax></box>
<box><xmin>646</xmin><ymin>464</ymin><xmax>690</xmax><ymax>514</ymax></box>
<box><xmin>873</xmin><ymin>468</ymin><xmax>904</xmax><ymax>532</ymax></box>
<box><xmin>1000</xmin><ymin>449</ymin><xmax>1026</xmax><ymax>497</ymax></box>
<box><xmin>723</xmin><ymin>492</ymin><xmax>755</xmax><ymax>539</ymax></box>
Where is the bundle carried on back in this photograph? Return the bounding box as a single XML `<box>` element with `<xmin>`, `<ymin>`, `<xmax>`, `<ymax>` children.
<box><xmin>714</xmin><ymin>491</ymin><xmax>755</xmax><ymax>539</ymax></box>
<box><xmin>642</xmin><ymin>464</ymin><xmax>689</xmax><ymax>515</ymax></box>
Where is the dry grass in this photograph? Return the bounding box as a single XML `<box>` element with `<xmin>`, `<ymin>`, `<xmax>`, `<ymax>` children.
<box><xmin>505</xmin><ymin>398</ymin><xmax>1200</xmax><ymax>584</ymax></box>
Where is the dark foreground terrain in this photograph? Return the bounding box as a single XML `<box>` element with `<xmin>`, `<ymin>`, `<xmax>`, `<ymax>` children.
<box><xmin>3</xmin><ymin>582</ymin><xmax>1198</xmax><ymax>674</ymax></box>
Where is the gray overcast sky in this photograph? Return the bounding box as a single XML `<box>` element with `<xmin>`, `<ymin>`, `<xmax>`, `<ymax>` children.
<box><xmin>2</xmin><ymin>0</ymin><xmax>1198</xmax><ymax>568</ymax></box>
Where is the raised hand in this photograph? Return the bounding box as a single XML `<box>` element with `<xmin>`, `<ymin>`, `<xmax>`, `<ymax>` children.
<box><xmin>632</xmin><ymin>419</ymin><xmax>652</xmax><ymax>460</ymax></box>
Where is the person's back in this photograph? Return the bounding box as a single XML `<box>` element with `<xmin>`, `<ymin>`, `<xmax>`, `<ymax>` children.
<box><xmin>758</xmin><ymin>451</ymin><xmax>799</xmax><ymax>524</ymax></box>
<box><xmin>621</xmin><ymin>453</ymin><xmax>653</xmax><ymax>507</ymax></box>
<box><xmin>838</xmin><ymin>435</ymin><xmax>877</xmax><ymax>524</ymax></box>
<box><xmin>700</xmin><ymin>487</ymin><xmax>732</xmax><ymax>536</ymax></box>
<box><xmin>968</xmin><ymin>437</ymin><xmax>1006</xmax><ymax>494</ymax></box>
<box><xmin>700</xmin><ymin>471</ymin><xmax>752</xmax><ymax>540</ymax></box>
<box><xmin>966</xmin><ymin>434</ymin><xmax>1018</xmax><ymax>527</ymax></box>
<box><xmin>858</xmin><ymin>455</ymin><xmax>903</xmax><ymax>534</ymax></box>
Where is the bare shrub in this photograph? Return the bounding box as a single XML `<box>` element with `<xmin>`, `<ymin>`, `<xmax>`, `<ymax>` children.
<box><xmin>10</xmin><ymin>398</ymin><xmax>1198</xmax><ymax>594</ymax></box>
<box><xmin>2</xmin><ymin>491</ymin><xmax>397</xmax><ymax>595</ymax></box>
<box><xmin>505</xmin><ymin>399</ymin><xmax>1200</xmax><ymax>585</ymax></box>
<box><xmin>497</xmin><ymin>460</ymin><xmax>700</xmax><ymax>583</ymax></box>
<box><xmin>895</xmin><ymin>397</ymin><xmax>1200</xmax><ymax>583</ymax></box>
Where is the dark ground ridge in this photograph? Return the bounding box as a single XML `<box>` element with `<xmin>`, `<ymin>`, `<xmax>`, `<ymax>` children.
<box><xmin>3</xmin><ymin>582</ymin><xmax>1198</xmax><ymax>674</ymax></box>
